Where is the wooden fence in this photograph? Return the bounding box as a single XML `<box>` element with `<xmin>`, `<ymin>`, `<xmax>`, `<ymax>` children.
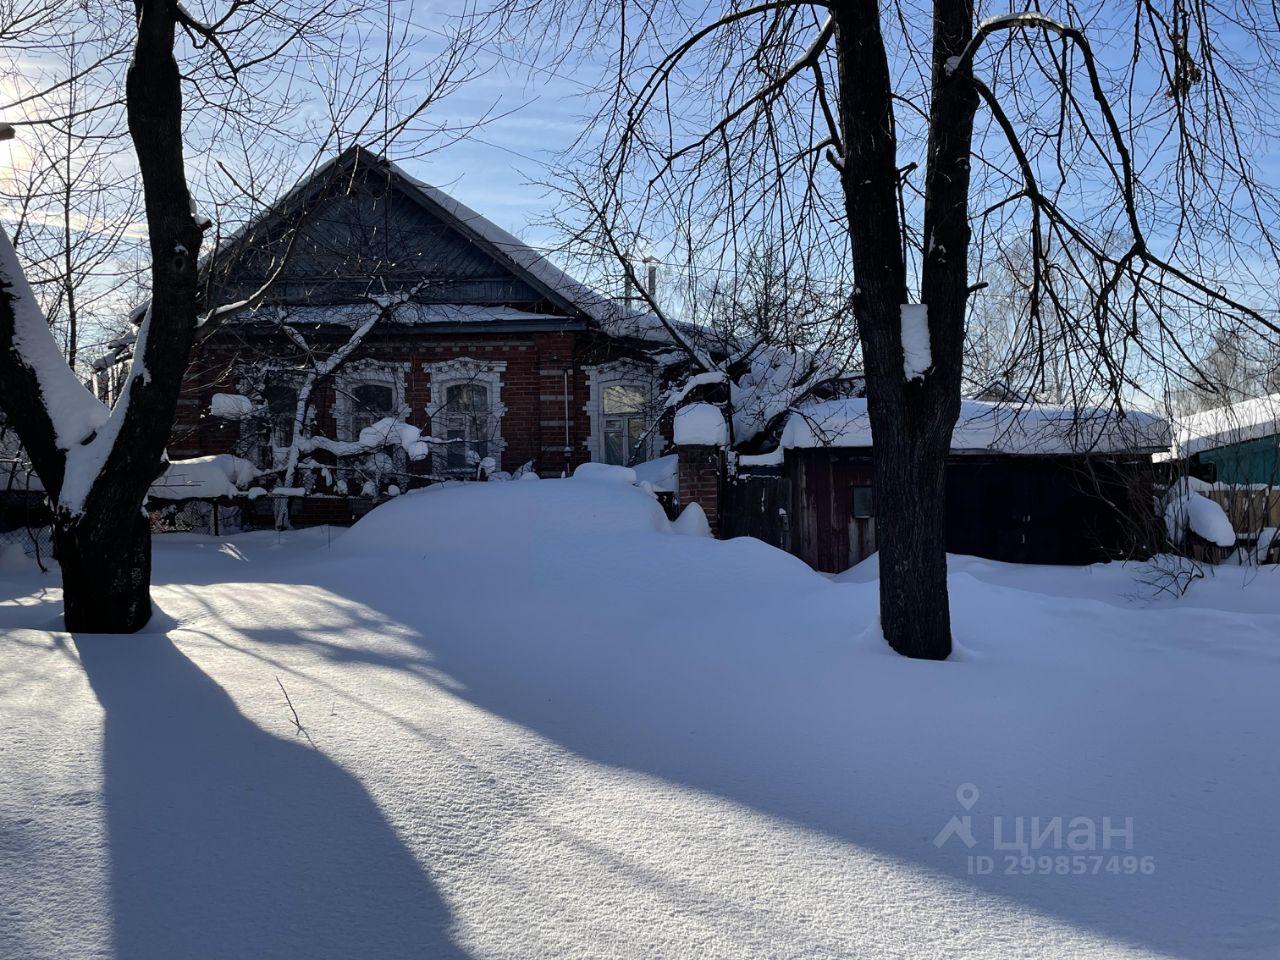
<box><xmin>719</xmin><ymin>473</ymin><xmax>793</xmax><ymax>554</ymax></box>
<box><xmin>1202</xmin><ymin>487</ymin><xmax>1280</xmax><ymax>533</ymax></box>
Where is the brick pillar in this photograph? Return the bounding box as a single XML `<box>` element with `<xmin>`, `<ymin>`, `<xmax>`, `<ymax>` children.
<box><xmin>677</xmin><ymin>444</ymin><xmax>724</xmax><ymax>536</ymax></box>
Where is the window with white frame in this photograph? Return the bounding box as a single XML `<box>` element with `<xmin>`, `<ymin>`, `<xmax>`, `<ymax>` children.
<box><xmin>334</xmin><ymin>362</ymin><xmax>407</xmax><ymax>442</ymax></box>
<box><xmin>443</xmin><ymin>383</ymin><xmax>491</xmax><ymax>471</ymax></box>
<box><xmin>602</xmin><ymin>384</ymin><xmax>650</xmax><ymax>466</ymax></box>
<box><xmin>424</xmin><ymin>358</ymin><xmax>506</xmax><ymax>475</ymax></box>
<box><xmin>349</xmin><ymin>381</ymin><xmax>396</xmax><ymax>437</ymax></box>
<box><xmin>586</xmin><ymin>362</ymin><xmax>661</xmax><ymax>466</ymax></box>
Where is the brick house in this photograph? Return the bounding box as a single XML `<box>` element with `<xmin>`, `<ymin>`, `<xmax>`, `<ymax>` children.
<box><xmin>163</xmin><ymin>147</ymin><xmax>675</xmax><ymax>523</ymax></box>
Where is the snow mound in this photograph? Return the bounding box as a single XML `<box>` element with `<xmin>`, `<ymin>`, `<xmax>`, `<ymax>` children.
<box><xmin>339</xmin><ymin>477</ymin><xmax>670</xmax><ymax>555</ymax></box>
<box><xmin>672</xmin><ymin>502</ymin><xmax>711</xmax><ymax>537</ymax></box>
<box><xmin>572</xmin><ymin>462</ymin><xmax>637</xmax><ymax>484</ymax></box>
<box><xmin>632</xmin><ymin>454</ymin><xmax>677</xmax><ymax>493</ymax></box>
<box><xmin>1164</xmin><ymin>478</ymin><xmax>1236</xmax><ymax>547</ymax></box>
<box><xmin>674</xmin><ymin>403</ymin><xmax>728</xmax><ymax>446</ymax></box>
<box><xmin>210</xmin><ymin>393</ymin><xmax>255</xmax><ymax>420</ymax></box>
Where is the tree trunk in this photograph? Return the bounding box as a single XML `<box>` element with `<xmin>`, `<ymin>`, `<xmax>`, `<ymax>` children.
<box><xmin>832</xmin><ymin>2</ymin><xmax>950</xmax><ymax>659</ymax></box>
<box><xmin>56</xmin><ymin>511</ymin><xmax>152</xmax><ymax>632</ymax></box>
<box><xmin>869</xmin><ymin>402</ymin><xmax>954</xmax><ymax>659</ymax></box>
<box><xmin>832</xmin><ymin>0</ymin><xmax>976</xmax><ymax>659</ymax></box>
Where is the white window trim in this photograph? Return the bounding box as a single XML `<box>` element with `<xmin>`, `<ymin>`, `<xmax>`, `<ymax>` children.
<box><xmin>333</xmin><ymin>360</ymin><xmax>409</xmax><ymax>442</ymax></box>
<box><xmin>584</xmin><ymin>360</ymin><xmax>664</xmax><ymax>465</ymax></box>
<box><xmin>424</xmin><ymin>357</ymin><xmax>507</xmax><ymax>474</ymax></box>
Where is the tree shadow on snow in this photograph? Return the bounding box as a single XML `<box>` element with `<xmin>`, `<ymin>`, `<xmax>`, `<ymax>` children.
<box><xmin>74</xmin><ymin>619</ymin><xmax>471</xmax><ymax>960</ymax></box>
<box><xmin>325</xmin><ymin>562</ymin><xmax>1272</xmax><ymax>960</ymax></box>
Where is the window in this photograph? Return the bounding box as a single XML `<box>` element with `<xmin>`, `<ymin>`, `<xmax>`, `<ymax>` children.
<box><xmin>334</xmin><ymin>363</ymin><xmax>408</xmax><ymax>443</ymax></box>
<box><xmin>851</xmin><ymin>484</ymin><xmax>874</xmax><ymax>519</ymax></box>
<box><xmin>444</xmin><ymin>382</ymin><xmax>490</xmax><ymax>471</ymax></box>
<box><xmin>349</xmin><ymin>381</ymin><xmax>395</xmax><ymax>438</ymax></box>
<box><xmin>602</xmin><ymin>384</ymin><xmax>649</xmax><ymax>466</ymax></box>
<box><xmin>424</xmin><ymin>358</ymin><xmax>506</xmax><ymax>475</ymax></box>
<box><xmin>586</xmin><ymin>362</ymin><xmax>661</xmax><ymax>467</ymax></box>
<box><xmin>259</xmin><ymin>380</ymin><xmax>298</xmax><ymax>467</ymax></box>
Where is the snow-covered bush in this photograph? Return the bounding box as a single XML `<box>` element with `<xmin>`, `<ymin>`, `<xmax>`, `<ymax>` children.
<box><xmin>1162</xmin><ymin>477</ymin><xmax>1235</xmax><ymax>550</ymax></box>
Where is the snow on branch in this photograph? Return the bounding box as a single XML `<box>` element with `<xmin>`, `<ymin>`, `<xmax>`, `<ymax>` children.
<box><xmin>0</xmin><ymin>226</ymin><xmax>108</xmax><ymax>453</ymax></box>
<box><xmin>58</xmin><ymin>308</ymin><xmax>154</xmax><ymax>514</ymax></box>
<box><xmin>947</xmin><ymin>12</ymin><xmax>1073</xmax><ymax>77</ymax></box>
<box><xmin>277</xmin><ymin>281</ymin><xmax>429</xmax><ymax>489</ymax></box>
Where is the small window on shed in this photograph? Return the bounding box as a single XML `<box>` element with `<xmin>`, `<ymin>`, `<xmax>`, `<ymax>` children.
<box><xmin>851</xmin><ymin>484</ymin><xmax>874</xmax><ymax>519</ymax></box>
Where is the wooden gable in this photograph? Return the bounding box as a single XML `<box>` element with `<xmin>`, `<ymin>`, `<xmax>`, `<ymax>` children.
<box><xmin>204</xmin><ymin>152</ymin><xmax>568</xmax><ymax>315</ymax></box>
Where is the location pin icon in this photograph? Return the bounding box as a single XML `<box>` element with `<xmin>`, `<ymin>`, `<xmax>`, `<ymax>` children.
<box><xmin>956</xmin><ymin>783</ymin><xmax>979</xmax><ymax>810</ymax></box>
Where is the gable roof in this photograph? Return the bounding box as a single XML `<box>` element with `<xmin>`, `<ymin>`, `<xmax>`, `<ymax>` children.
<box><xmin>383</xmin><ymin>159</ymin><xmax>621</xmax><ymax>324</ymax></box>
<box><xmin>200</xmin><ymin>146</ymin><xmax>621</xmax><ymax>327</ymax></box>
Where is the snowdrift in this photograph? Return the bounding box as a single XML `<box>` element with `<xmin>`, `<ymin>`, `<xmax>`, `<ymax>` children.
<box><xmin>338</xmin><ymin>473</ymin><xmax>673</xmax><ymax>556</ymax></box>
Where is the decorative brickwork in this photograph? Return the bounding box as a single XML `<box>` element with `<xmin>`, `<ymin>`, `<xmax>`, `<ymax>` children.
<box><xmin>174</xmin><ymin>328</ymin><xmax>660</xmax><ymax>495</ymax></box>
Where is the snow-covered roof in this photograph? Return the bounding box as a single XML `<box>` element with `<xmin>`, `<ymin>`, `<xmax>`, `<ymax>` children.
<box><xmin>233</xmin><ymin>302</ymin><xmax>579</xmax><ymax>329</ymax></box>
<box><xmin>190</xmin><ymin>146</ymin><xmax>642</xmax><ymax>334</ymax></box>
<box><xmin>1168</xmin><ymin>393</ymin><xmax>1280</xmax><ymax>458</ymax></box>
<box><xmin>386</xmin><ymin>159</ymin><xmax>629</xmax><ymax>327</ymax></box>
<box><xmin>781</xmin><ymin>398</ymin><xmax>1169</xmax><ymax>456</ymax></box>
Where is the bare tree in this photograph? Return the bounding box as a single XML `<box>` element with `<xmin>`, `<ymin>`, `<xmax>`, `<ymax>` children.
<box><xmin>560</xmin><ymin>1</ymin><xmax>1280</xmax><ymax>658</ymax></box>
<box><xmin>0</xmin><ymin>31</ymin><xmax>142</xmax><ymax>373</ymax></box>
<box><xmin>0</xmin><ymin>0</ymin><xmax>501</xmax><ymax>631</ymax></box>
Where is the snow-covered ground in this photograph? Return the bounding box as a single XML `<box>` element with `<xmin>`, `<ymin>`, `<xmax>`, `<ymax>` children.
<box><xmin>1</xmin><ymin>476</ymin><xmax>1277</xmax><ymax>959</ymax></box>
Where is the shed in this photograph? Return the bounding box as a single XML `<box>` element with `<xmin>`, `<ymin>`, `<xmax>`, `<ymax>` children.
<box><xmin>727</xmin><ymin>398</ymin><xmax>1169</xmax><ymax>572</ymax></box>
<box><xmin>1164</xmin><ymin>394</ymin><xmax>1280</xmax><ymax>485</ymax></box>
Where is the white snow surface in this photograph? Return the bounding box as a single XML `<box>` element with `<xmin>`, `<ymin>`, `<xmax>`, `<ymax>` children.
<box><xmin>1162</xmin><ymin>477</ymin><xmax>1236</xmax><ymax>547</ymax></box>
<box><xmin>149</xmin><ymin>454</ymin><xmax>260</xmax><ymax>500</ymax></box>
<box><xmin>671</xmin><ymin>501</ymin><xmax>711</xmax><ymax>536</ymax></box>
<box><xmin>570</xmin><ymin>461</ymin><xmax>638</xmax><ymax>485</ymax></box>
<box><xmin>1</xmin><ymin>479</ymin><xmax>1277</xmax><ymax>959</ymax></box>
<box><xmin>631</xmin><ymin>453</ymin><xmax>677</xmax><ymax>493</ymax></box>
<box><xmin>900</xmin><ymin>304</ymin><xmax>933</xmax><ymax>381</ymax></box>
<box><xmin>673</xmin><ymin>402</ymin><xmax>728</xmax><ymax>446</ymax></box>
<box><xmin>783</xmin><ymin>397</ymin><xmax>1169</xmax><ymax>455</ymax></box>
<box><xmin>210</xmin><ymin>393</ymin><xmax>256</xmax><ymax>420</ymax></box>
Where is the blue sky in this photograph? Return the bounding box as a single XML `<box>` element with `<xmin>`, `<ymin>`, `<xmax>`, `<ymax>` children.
<box><xmin>378</xmin><ymin>14</ymin><xmax>605</xmax><ymax>251</ymax></box>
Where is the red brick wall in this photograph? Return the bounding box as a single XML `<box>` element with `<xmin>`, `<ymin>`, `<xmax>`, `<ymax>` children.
<box><xmin>677</xmin><ymin>444</ymin><xmax>724</xmax><ymax>536</ymax></box>
<box><xmin>174</xmin><ymin>328</ymin><xmax>632</xmax><ymax>479</ymax></box>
